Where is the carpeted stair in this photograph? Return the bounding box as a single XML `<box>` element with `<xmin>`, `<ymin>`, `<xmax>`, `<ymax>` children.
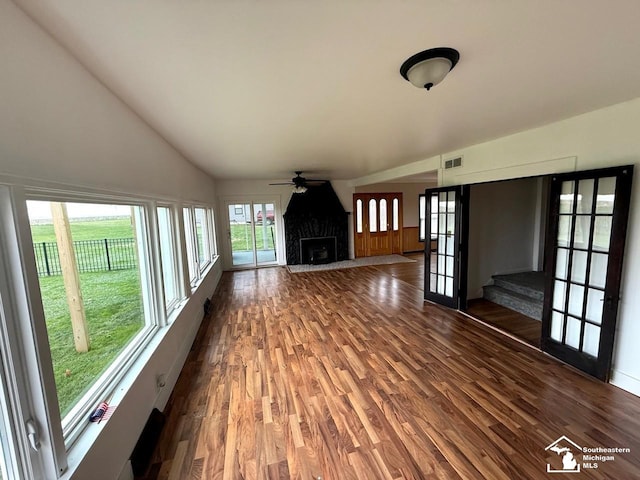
<box><xmin>482</xmin><ymin>271</ymin><xmax>545</xmax><ymax>320</ymax></box>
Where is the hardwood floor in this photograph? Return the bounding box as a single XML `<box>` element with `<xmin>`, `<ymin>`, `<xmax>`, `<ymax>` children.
<box><xmin>372</xmin><ymin>252</ymin><xmax>425</xmax><ymax>291</ymax></box>
<box><xmin>142</xmin><ymin>266</ymin><xmax>640</xmax><ymax>479</ymax></box>
<box><xmin>466</xmin><ymin>299</ymin><xmax>542</xmax><ymax>348</ymax></box>
<box><xmin>377</xmin><ymin>254</ymin><xmax>542</xmax><ymax>348</ymax></box>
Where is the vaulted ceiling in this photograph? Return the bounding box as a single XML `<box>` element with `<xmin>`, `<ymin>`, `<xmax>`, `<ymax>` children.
<box><xmin>14</xmin><ymin>0</ymin><xmax>640</xmax><ymax>180</ymax></box>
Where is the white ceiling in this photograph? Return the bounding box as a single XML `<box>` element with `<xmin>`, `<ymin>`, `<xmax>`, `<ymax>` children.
<box><xmin>15</xmin><ymin>0</ymin><xmax>640</xmax><ymax>181</ymax></box>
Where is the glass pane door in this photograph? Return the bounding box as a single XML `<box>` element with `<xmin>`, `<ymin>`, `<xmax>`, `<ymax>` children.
<box><xmin>227</xmin><ymin>202</ymin><xmax>278</xmax><ymax>268</ymax></box>
<box><xmin>228</xmin><ymin>203</ymin><xmax>255</xmax><ymax>267</ymax></box>
<box><xmin>542</xmin><ymin>166</ymin><xmax>633</xmax><ymax>380</ymax></box>
<box><xmin>424</xmin><ymin>186</ymin><xmax>468</xmax><ymax>309</ymax></box>
<box><xmin>253</xmin><ymin>202</ymin><xmax>277</xmax><ymax>264</ymax></box>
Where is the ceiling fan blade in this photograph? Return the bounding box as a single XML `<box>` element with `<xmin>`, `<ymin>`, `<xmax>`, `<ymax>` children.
<box><xmin>268</xmin><ymin>182</ymin><xmax>294</xmax><ymax>185</ymax></box>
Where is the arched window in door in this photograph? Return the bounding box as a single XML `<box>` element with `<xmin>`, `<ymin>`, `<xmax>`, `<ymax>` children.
<box><xmin>379</xmin><ymin>199</ymin><xmax>388</xmax><ymax>232</ymax></box>
<box><xmin>356</xmin><ymin>199</ymin><xmax>363</xmax><ymax>233</ymax></box>
<box><xmin>392</xmin><ymin>197</ymin><xmax>399</xmax><ymax>231</ymax></box>
<box><xmin>369</xmin><ymin>199</ymin><xmax>377</xmax><ymax>232</ymax></box>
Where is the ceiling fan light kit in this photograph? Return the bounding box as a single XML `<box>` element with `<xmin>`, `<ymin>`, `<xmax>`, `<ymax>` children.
<box><xmin>269</xmin><ymin>171</ymin><xmax>328</xmax><ymax>193</ymax></box>
<box><xmin>400</xmin><ymin>47</ymin><xmax>460</xmax><ymax>91</ymax></box>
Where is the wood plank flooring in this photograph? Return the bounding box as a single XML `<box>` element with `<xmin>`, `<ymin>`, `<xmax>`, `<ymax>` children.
<box><xmin>372</xmin><ymin>253</ymin><xmax>425</xmax><ymax>291</ymax></box>
<box><xmin>466</xmin><ymin>299</ymin><xmax>542</xmax><ymax>348</ymax></box>
<box><xmin>141</xmin><ymin>266</ymin><xmax>640</xmax><ymax>479</ymax></box>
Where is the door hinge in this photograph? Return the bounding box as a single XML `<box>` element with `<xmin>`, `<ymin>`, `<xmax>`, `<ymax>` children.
<box><xmin>26</xmin><ymin>418</ymin><xmax>40</xmax><ymax>451</ymax></box>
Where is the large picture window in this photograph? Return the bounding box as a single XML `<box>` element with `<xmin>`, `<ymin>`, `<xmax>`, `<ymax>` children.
<box><xmin>26</xmin><ymin>200</ymin><xmax>152</xmax><ymax>440</ymax></box>
<box><xmin>0</xmin><ymin>183</ymin><xmax>218</xmax><ymax>477</ymax></box>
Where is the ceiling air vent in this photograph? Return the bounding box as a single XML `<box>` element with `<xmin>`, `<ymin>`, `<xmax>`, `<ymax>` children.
<box><xmin>444</xmin><ymin>156</ymin><xmax>463</xmax><ymax>169</ymax></box>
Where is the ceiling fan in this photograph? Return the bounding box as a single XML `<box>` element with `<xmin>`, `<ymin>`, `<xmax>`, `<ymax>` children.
<box><xmin>269</xmin><ymin>171</ymin><xmax>329</xmax><ymax>193</ymax></box>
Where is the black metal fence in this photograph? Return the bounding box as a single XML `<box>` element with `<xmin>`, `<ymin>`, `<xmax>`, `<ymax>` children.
<box><xmin>33</xmin><ymin>238</ymin><xmax>137</xmax><ymax>277</ymax></box>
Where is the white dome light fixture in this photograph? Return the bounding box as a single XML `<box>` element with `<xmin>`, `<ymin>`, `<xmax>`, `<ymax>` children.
<box><xmin>400</xmin><ymin>47</ymin><xmax>460</xmax><ymax>91</ymax></box>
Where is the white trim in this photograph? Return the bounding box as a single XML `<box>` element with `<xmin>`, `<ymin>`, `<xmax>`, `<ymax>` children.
<box><xmin>0</xmin><ymin>173</ymin><xmax>206</xmax><ymax>206</ymax></box>
<box><xmin>116</xmin><ymin>460</ymin><xmax>133</xmax><ymax>480</ymax></box>
<box><xmin>443</xmin><ymin>155</ymin><xmax>577</xmax><ymax>186</ymax></box>
<box><xmin>610</xmin><ymin>369</ymin><xmax>640</xmax><ymax>397</ymax></box>
<box><xmin>220</xmin><ymin>196</ymin><xmax>284</xmax><ymax>270</ymax></box>
<box><xmin>0</xmin><ymin>185</ymin><xmax>64</xmax><ymax>477</ymax></box>
<box><xmin>155</xmin><ymin>204</ymin><xmax>183</xmax><ymax>319</ymax></box>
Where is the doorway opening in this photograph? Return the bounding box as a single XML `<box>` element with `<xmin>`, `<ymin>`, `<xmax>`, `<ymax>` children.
<box><xmin>464</xmin><ymin>176</ymin><xmax>548</xmax><ymax>347</ymax></box>
<box><xmin>424</xmin><ymin>165</ymin><xmax>633</xmax><ymax>381</ymax></box>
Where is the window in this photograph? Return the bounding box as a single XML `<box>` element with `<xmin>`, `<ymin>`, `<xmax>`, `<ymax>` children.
<box><xmin>207</xmin><ymin>208</ymin><xmax>217</xmax><ymax>257</ymax></box>
<box><xmin>369</xmin><ymin>199</ymin><xmax>377</xmax><ymax>233</ymax></box>
<box><xmin>0</xmin><ymin>184</ymin><xmax>218</xmax><ymax>477</ymax></box>
<box><xmin>379</xmin><ymin>199</ymin><xmax>388</xmax><ymax>232</ymax></box>
<box><xmin>183</xmin><ymin>206</ymin><xmax>217</xmax><ymax>284</ymax></box>
<box><xmin>26</xmin><ymin>200</ymin><xmax>153</xmax><ymax>442</ymax></box>
<box><xmin>419</xmin><ymin>194</ymin><xmax>426</xmax><ymax>241</ymax></box>
<box><xmin>234</xmin><ymin>206</ymin><xmax>243</xmax><ymax>215</ymax></box>
<box><xmin>183</xmin><ymin>207</ymin><xmax>198</xmax><ymax>284</ymax></box>
<box><xmin>356</xmin><ymin>199</ymin><xmax>363</xmax><ymax>233</ymax></box>
<box><xmin>393</xmin><ymin>198</ymin><xmax>399</xmax><ymax>231</ymax></box>
<box><xmin>419</xmin><ymin>194</ymin><xmax>438</xmax><ymax>242</ymax></box>
<box><xmin>157</xmin><ymin>206</ymin><xmax>180</xmax><ymax>313</ymax></box>
<box><xmin>194</xmin><ymin>207</ymin><xmax>210</xmax><ymax>270</ymax></box>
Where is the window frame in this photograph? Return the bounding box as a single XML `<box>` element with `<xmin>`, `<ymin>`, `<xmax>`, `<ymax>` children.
<box><xmin>419</xmin><ymin>194</ymin><xmax>438</xmax><ymax>242</ymax></box>
<box><xmin>0</xmin><ymin>180</ymin><xmax>219</xmax><ymax>479</ymax></box>
<box><xmin>207</xmin><ymin>207</ymin><xmax>218</xmax><ymax>258</ymax></box>
<box><xmin>182</xmin><ymin>206</ymin><xmax>200</xmax><ymax>286</ymax></box>
<box><xmin>156</xmin><ymin>205</ymin><xmax>183</xmax><ymax>316</ymax></box>
<box><xmin>194</xmin><ymin>207</ymin><xmax>211</xmax><ymax>272</ymax></box>
<box><xmin>22</xmin><ymin>190</ymin><xmax>162</xmax><ymax>450</ymax></box>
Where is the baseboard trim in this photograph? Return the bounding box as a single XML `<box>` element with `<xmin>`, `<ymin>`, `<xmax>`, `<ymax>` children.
<box><xmin>610</xmin><ymin>369</ymin><xmax>640</xmax><ymax>397</ymax></box>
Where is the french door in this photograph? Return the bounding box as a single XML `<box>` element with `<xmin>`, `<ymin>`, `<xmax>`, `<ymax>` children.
<box><xmin>541</xmin><ymin>166</ymin><xmax>633</xmax><ymax>380</ymax></box>
<box><xmin>353</xmin><ymin>193</ymin><xmax>403</xmax><ymax>257</ymax></box>
<box><xmin>424</xmin><ymin>186</ymin><xmax>469</xmax><ymax>309</ymax></box>
<box><xmin>226</xmin><ymin>201</ymin><xmax>278</xmax><ymax>268</ymax></box>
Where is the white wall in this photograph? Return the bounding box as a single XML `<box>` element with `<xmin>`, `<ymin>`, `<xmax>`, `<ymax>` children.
<box><xmin>216</xmin><ymin>179</ymin><xmax>356</xmax><ymax>265</ymax></box>
<box><xmin>467</xmin><ymin>178</ymin><xmax>538</xmax><ymax>299</ymax></box>
<box><xmin>438</xmin><ymin>97</ymin><xmax>640</xmax><ymax>396</ymax></box>
<box><xmin>0</xmin><ymin>2</ymin><xmax>221</xmax><ymax>479</ymax></box>
<box><xmin>355</xmin><ymin>182</ymin><xmax>436</xmax><ymax>227</ymax></box>
<box><xmin>0</xmin><ymin>1</ymin><xmax>215</xmax><ymax>203</ymax></box>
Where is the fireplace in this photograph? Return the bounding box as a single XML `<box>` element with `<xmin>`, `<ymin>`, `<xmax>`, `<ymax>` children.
<box><xmin>283</xmin><ymin>182</ymin><xmax>349</xmax><ymax>265</ymax></box>
<box><xmin>300</xmin><ymin>236</ymin><xmax>337</xmax><ymax>265</ymax></box>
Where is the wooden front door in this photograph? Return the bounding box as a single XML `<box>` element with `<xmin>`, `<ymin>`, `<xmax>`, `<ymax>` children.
<box><xmin>353</xmin><ymin>193</ymin><xmax>403</xmax><ymax>257</ymax></box>
<box><xmin>541</xmin><ymin>166</ymin><xmax>633</xmax><ymax>381</ymax></box>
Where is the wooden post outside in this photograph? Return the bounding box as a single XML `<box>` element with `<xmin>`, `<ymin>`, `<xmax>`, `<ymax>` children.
<box><xmin>50</xmin><ymin>202</ymin><xmax>90</xmax><ymax>353</ymax></box>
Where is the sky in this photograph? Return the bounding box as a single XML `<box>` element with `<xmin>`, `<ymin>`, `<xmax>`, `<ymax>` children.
<box><xmin>26</xmin><ymin>201</ymin><xmax>131</xmax><ymax>221</ymax></box>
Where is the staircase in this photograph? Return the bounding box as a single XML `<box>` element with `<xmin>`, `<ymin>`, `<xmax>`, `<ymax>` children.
<box><xmin>482</xmin><ymin>271</ymin><xmax>545</xmax><ymax>321</ymax></box>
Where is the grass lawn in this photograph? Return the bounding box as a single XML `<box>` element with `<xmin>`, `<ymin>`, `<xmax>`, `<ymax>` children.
<box><xmin>31</xmin><ymin>217</ymin><xmax>143</xmax><ymax>417</ymax></box>
<box><xmin>39</xmin><ymin>269</ymin><xmax>144</xmax><ymax>416</ymax></box>
<box><xmin>231</xmin><ymin>223</ymin><xmax>275</xmax><ymax>251</ymax></box>
<box><xmin>30</xmin><ymin>217</ymin><xmax>134</xmax><ymax>243</ymax></box>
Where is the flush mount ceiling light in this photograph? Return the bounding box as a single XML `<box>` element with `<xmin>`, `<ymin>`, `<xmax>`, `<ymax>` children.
<box><xmin>400</xmin><ymin>47</ymin><xmax>460</xmax><ymax>91</ymax></box>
